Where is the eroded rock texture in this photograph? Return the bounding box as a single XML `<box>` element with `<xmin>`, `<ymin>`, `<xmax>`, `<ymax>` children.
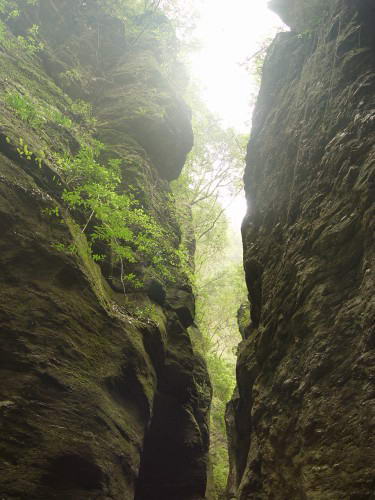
<box><xmin>0</xmin><ymin>1</ymin><xmax>210</xmax><ymax>499</ymax></box>
<box><xmin>228</xmin><ymin>0</ymin><xmax>375</xmax><ymax>498</ymax></box>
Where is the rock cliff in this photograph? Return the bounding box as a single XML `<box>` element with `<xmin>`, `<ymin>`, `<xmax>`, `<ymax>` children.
<box><xmin>0</xmin><ymin>1</ymin><xmax>211</xmax><ymax>499</ymax></box>
<box><xmin>228</xmin><ymin>0</ymin><xmax>375</xmax><ymax>498</ymax></box>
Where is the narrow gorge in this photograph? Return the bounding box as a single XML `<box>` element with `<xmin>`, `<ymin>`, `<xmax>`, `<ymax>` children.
<box><xmin>0</xmin><ymin>1</ymin><xmax>374</xmax><ymax>500</ymax></box>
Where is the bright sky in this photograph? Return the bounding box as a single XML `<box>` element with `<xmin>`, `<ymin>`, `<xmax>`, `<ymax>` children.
<box><xmin>190</xmin><ymin>0</ymin><xmax>284</xmax><ymax>132</ymax></box>
<box><xmin>188</xmin><ymin>0</ymin><xmax>285</xmax><ymax>230</ymax></box>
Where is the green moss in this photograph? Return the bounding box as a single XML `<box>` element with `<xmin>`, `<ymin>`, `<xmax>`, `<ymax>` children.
<box><xmin>65</xmin><ymin>216</ymin><xmax>117</xmax><ymax>313</ymax></box>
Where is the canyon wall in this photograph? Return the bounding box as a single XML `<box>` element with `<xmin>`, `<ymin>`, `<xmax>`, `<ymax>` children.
<box><xmin>0</xmin><ymin>1</ymin><xmax>211</xmax><ymax>499</ymax></box>
<box><xmin>227</xmin><ymin>0</ymin><xmax>375</xmax><ymax>498</ymax></box>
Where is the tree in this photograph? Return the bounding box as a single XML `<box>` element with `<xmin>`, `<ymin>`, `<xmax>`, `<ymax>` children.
<box><xmin>173</xmin><ymin>87</ymin><xmax>248</xmax><ymax>498</ymax></box>
<box><xmin>173</xmin><ymin>87</ymin><xmax>247</xmax><ymax>242</ymax></box>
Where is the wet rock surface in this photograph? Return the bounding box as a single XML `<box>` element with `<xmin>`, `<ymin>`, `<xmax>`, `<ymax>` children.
<box><xmin>228</xmin><ymin>0</ymin><xmax>375</xmax><ymax>498</ymax></box>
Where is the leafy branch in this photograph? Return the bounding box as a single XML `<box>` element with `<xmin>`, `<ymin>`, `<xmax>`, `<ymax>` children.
<box><xmin>54</xmin><ymin>142</ymin><xmax>186</xmax><ymax>288</ymax></box>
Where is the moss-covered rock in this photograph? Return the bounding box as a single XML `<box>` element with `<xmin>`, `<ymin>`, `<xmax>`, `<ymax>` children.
<box><xmin>0</xmin><ymin>1</ymin><xmax>210</xmax><ymax>498</ymax></box>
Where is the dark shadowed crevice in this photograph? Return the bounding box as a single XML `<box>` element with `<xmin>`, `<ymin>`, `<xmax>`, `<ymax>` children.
<box><xmin>135</xmin><ymin>392</ymin><xmax>207</xmax><ymax>500</ymax></box>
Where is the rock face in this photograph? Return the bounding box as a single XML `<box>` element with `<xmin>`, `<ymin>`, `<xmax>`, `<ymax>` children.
<box><xmin>0</xmin><ymin>1</ymin><xmax>210</xmax><ymax>499</ymax></box>
<box><xmin>228</xmin><ymin>0</ymin><xmax>375</xmax><ymax>498</ymax></box>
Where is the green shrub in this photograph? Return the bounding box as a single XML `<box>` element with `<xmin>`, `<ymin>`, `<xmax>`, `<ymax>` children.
<box><xmin>55</xmin><ymin>142</ymin><xmax>185</xmax><ymax>288</ymax></box>
<box><xmin>4</xmin><ymin>91</ymin><xmax>43</xmax><ymax>127</ymax></box>
<box><xmin>4</xmin><ymin>91</ymin><xmax>73</xmax><ymax>129</ymax></box>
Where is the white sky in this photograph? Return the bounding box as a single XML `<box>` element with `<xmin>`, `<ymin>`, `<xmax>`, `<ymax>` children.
<box><xmin>189</xmin><ymin>0</ymin><xmax>284</xmax><ymax>132</ymax></box>
<box><xmin>188</xmin><ymin>0</ymin><xmax>285</xmax><ymax>230</ymax></box>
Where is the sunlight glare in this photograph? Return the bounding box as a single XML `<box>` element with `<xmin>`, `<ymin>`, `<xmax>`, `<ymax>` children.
<box><xmin>188</xmin><ymin>0</ymin><xmax>285</xmax><ymax>228</ymax></box>
<box><xmin>190</xmin><ymin>0</ymin><xmax>285</xmax><ymax>132</ymax></box>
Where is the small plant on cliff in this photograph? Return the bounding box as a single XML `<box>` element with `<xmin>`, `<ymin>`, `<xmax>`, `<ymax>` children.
<box><xmin>4</xmin><ymin>90</ymin><xmax>73</xmax><ymax>129</ymax></box>
<box><xmin>0</xmin><ymin>1</ymin><xmax>44</xmax><ymax>56</ymax></box>
<box><xmin>4</xmin><ymin>91</ymin><xmax>43</xmax><ymax>127</ymax></box>
<box><xmin>8</xmin><ymin>136</ymin><xmax>45</xmax><ymax>167</ymax></box>
<box><xmin>70</xmin><ymin>99</ymin><xmax>95</xmax><ymax>123</ymax></box>
<box><xmin>0</xmin><ymin>12</ymin><xmax>43</xmax><ymax>55</ymax></box>
<box><xmin>55</xmin><ymin>143</ymin><xmax>185</xmax><ymax>289</ymax></box>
